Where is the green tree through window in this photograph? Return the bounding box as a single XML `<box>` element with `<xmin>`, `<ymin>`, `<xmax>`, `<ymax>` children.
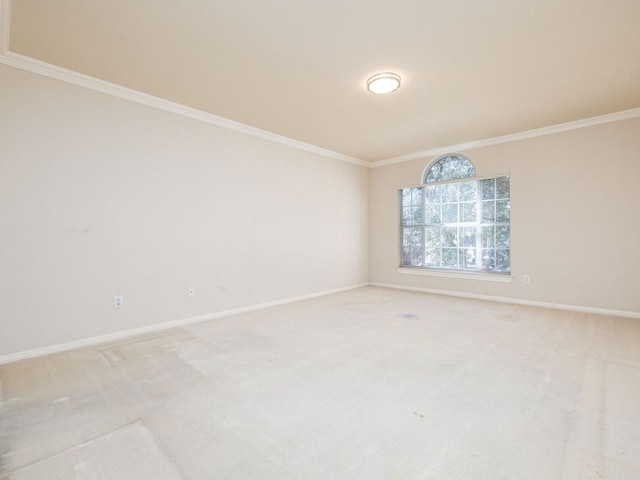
<box><xmin>424</xmin><ymin>154</ymin><xmax>476</xmax><ymax>183</ymax></box>
<box><xmin>400</xmin><ymin>154</ymin><xmax>510</xmax><ymax>274</ymax></box>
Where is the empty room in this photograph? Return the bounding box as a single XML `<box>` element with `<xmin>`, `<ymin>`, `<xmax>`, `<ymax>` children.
<box><xmin>1</xmin><ymin>0</ymin><xmax>639</xmax><ymax>479</ymax></box>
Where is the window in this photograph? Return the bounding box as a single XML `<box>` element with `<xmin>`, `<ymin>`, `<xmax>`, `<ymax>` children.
<box><xmin>400</xmin><ymin>154</ymin><xmax>510</xmax><ymax>275</ymax></box>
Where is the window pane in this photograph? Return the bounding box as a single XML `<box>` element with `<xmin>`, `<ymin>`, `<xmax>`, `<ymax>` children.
<box><xmin>461</xmin><ymin>227</ymin><xmax>476</xmax><ymax>247</ymax></box>
<box><xmin>461</xmin><ymin>202</ymin><xmax>476</xmax><ymax>223</ymax></box>
<box><xmin>442</xmin><ymin>248</ymin><xmax>458</xmax><ymax>268</ymax></box>
<box><xmin>459</xmin><ymin>181</ymin><xmax>476</xmax><ymax>201</ymax></box>
<box><xmin>402</xmin><ymin>227</ymin><xmax>422</xmax><ymax>266</ymax></box>
<box><xmin>411</xmin><ymin>187</ymin><xmax>423</xmax><ymax>205</ymax></box>
<box><xmin>425</xmin><ymin>247</ymin><xmax>441</xmax><ymax>267</ymax></box>
<box><xmin>414</xmin><ymin>206</ymin><xmax>424</xmax><ymax>225</ymax></box>
<box><xmin>402</xmin><ymin>188</ymin><xmax>412</xmax><ymax>206</ymax></box>
<box><xmin>402</xmin><ymin>206</ymin><xmax>412</xmax><ymax>225</ymax></box>
<box><xmin>401</xmin><ymin>226</ymin><xmax>422</xmax><ymax>267</ymax></box>
<box><xmin>425</xmin><ymin>184</ymin><xmax>441</xmax><ymax>202</ymax></box>
<box><xmin>406</xmin><ymin>227</ymin><xmax>420</xmax><ymax>242</ymax></box>
<box><xmin>425</xmin><ymin>204</ymin><xmax>441</xmax><ymax>224</ymax></box>
<box><xmin>495</xmin><ymin>249</ymin><xmax>510</xmax><ymax>272</ymax></box>
<box><xmin>402</xmin><ymin>206</ymin><xmax>423</xmax><ymax>226</ymax></box>
<box><xmin>482</xmin><ymin>200</ymin><xmax>495</xmax><ymax>222</ymax></box>
<box><xmin>443</xmin><ymin>227</ymin><xmax>458</xmax><ymax>247</ymax></box>
<box><xmin>482</xmin><ymin>226</ymin><xmax>495</xmax><ymax>248</ymax></box>
<box><xmin>496</xmin><ymin>225</ymin><xmax>510</xmax><ymax>248</ymax></box>
<box><xmin>462</xmin><ymin>247</ymin><xmax>477</xmax><ymax>269</ymax></box>
<box><xmin>481</xmin><ymin>249</ymin><xmax>496</xmax><ymax>271</ymax></box>
<box><xmin>442</xmin><ymin>183</ymin><xmax>458</xmax><ymax>202</ymax></box>
<box><xmin>402</xmin><ymin>245</ymin><xmax>423</xmax><ymax>267</ymax></box>
<box><xmin>425</xmin><ymin>227</ymin><xmax>443</xmax><ymax>247</ymax></box>
<box><xmin>496</xmin><ymin>199</ymin><xmax>510</xmax><ymax>222</ymax></box>
<box><xmin>496</xmin><ymin>176</ymin><xmax>510</xmax><ymax>199</ymax></box>
<box><xmin>425</xmin><ymin>154</ymin><xmax>475</xmax><ymax>183</ymax></box>
<box><xmin>481</xmin><ymin>178</ymin><xmax>495</xmax><ymax>200</ymax></box>
<box><xmin>442</xmin><ymin>203</ymin><xmax>458</xmax><ymax>223</ymax></box>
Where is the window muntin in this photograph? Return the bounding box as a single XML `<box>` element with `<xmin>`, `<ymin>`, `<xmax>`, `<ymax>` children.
<box><xmin>401</xmin><ymin>155</ymin><xmax>510</xmax><ymax>275</ymax></box>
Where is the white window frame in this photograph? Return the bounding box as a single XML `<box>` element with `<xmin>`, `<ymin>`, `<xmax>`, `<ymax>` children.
<box><xmin>399</xmin><ymin>155</ymin><xmax>512</xmax><ymax>282</ymax></box>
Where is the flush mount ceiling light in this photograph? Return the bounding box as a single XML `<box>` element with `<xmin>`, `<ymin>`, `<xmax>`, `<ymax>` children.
<box><xmin>366</xmin><ymin>72</ymin><xmax>401</xmax><ymax>94</ymax></box>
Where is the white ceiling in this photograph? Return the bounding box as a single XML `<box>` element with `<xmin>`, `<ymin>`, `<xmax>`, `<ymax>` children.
<box><xmin>4</xmin><ymin>0</ymin><xmax>640</xmax><ymax>162</ymax></box>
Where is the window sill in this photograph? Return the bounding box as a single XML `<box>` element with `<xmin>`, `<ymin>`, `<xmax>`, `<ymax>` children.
<box><xmin>397</xmin><ymin>267</ymin><xmax>513</xmax><ymax>283</ymax></box>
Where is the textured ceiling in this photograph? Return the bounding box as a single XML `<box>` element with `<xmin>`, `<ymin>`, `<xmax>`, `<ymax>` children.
<box><xmin>6</xmin><ymin>0</ymin><xmax>640</xmax><ymax>162</ymax></box>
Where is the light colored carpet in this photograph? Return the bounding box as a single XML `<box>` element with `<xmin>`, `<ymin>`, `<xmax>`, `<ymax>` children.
<box><xmin>1</xmin><ymin>286</ymin><xmax>639</xmax><ymax>479</ymax></box>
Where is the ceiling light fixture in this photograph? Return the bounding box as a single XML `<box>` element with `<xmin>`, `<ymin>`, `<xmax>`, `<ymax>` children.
<box><xmin>366</xmin><ymin>72</ymin><xmax>401</xmax><ymax>94</ymax></box>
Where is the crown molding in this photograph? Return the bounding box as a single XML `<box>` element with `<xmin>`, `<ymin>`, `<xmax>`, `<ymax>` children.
<box><xmin>0</xmin><ymin>0</ymin><xmax>10</xmax><ymax>55</ymax></box>
<box><xmin>372</xmin><ymin>107</ymin><xmax>640</xmax><ymax>168</ymax></box>
<box><xmin>0</xmin><ymin>50</ymin><xmax>370</xmax><ymax>168</ymax></box>
<box><xmin>1</xmin><ymin>0</ymin><xmax>637</xmax><ymax>171</ymax></box>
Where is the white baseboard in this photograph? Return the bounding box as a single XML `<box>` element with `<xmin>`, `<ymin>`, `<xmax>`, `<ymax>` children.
<box><xmin>0</xmin><ymin>283</ymin><xmax>369</xmax><ymax>365</ymax></box>
<box><xmin>370</xmin><ymin>282</ymin><xmax>640</xmax><ymax>319</ymax></box>
<box><xmin>4</xmin><ymin>281</ymin><xmax>636</xmax><ymax>365</ymax></box>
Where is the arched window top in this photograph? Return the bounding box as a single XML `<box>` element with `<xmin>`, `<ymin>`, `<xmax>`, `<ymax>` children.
<box><xmin>424</xmin><ymin>154</ymin><xmax>475</xmax><ymax>183</ymax></box>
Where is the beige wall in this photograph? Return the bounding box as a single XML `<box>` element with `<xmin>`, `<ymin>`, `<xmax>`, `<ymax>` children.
<box><xmin>370</xmin><ymin>117</ymin><xmax>640</xmax><ymax>315</ymax></box>
<box><xmin>1</xmin><ymin>62</ymin><xmax>638</xmax><ymax>358</ymax></box>
<box><xmin>0</xmin><ymin>65</ymin><xmax>369</xmax><ymax>356</ymax></box>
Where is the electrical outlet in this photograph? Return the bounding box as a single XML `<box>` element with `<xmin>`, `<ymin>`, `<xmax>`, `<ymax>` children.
<box><xmin>113</xmin><ymin>295</ymin><xmax>124</xmax><ymax>308</ymax></box>
<box><xmin>523</xmin><ymin>275</ymin><xmax>531</xmax><ymax>284</ymax></box>
<box><xmin>187</xmin><ymin>287</ymin><xmax>195</xmax><ymax>297</ymax></box>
